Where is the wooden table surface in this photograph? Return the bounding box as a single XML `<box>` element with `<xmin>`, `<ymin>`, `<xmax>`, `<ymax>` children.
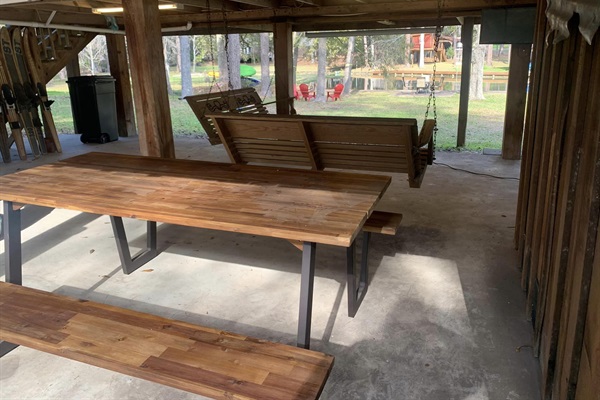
<box><xmin>0</xmin><ymin>152</ymin><xmax>391</xmax><ymax>247</ymax></box>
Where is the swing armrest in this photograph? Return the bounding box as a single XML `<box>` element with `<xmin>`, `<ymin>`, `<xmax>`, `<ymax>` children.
<box><xmin>418</xmin><ymin>119</ymin><xmax>436</xmax><ymax>148</ymax></box>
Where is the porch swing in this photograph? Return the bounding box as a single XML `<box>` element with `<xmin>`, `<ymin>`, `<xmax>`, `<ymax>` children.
<box><xmin>184</xmin><ymin>2</ymin><xmax>295</xmax><ymax>144</ymax></box>
<box><xmin>188</xmin><ymin>4</ymin><xmax>444</xmax><ymax>188</ymax></box>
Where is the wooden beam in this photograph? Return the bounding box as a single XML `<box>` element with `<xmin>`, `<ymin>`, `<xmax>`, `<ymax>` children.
<box><xmin>502</xmin><ymin>43</ymin><xmax>531</xmax><ymax>160</ymax></box>
<box><xmin>45</xmin><ymin>33</ymin><xmax>95</xmax><ymax>82</ymax></box>
<box><xmin>106</xmin><ymin>34</ymin><xmax>137</xmax><ymax>138</ymax></box>
<box><xmin>65</xmin><ymin>55</ymin><xmax>80</xmax><ymax>77</ymax></box>
<box><xmin>230</xmin><ymin>0</ymin><xmax>275</xmax><ymax>7</ymax></box>
<box><xmin>274</xmin><ymin>21</ymin><xmax>293</xmax><ymax>115</ymax></box>
<box><xmin>122</xmin><ymin>0</ymin><xmax>175</xmax><ymax>158</ymax></box>
<box><xmin>457</xmin><ymin>17</ymin><xmax>473</xmax><ymax>147</ymax></box>
<box><xmin>160</xmin><ymin>0</ymin><xmax>537</xmax><ymax>25</ymax></box>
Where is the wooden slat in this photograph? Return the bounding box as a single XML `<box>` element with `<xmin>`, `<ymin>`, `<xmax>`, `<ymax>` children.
<box><xmin>0</xmin><ymin>282</ymin><xmax>334</xmax><ymax>400</ymax></box>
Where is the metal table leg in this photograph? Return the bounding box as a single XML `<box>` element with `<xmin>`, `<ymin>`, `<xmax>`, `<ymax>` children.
<box><xmin>297</xmin><ymin>241</ymin><xmax>316</xmax><ymax>349</ymax></box>
<box><xmin>347</xmin><ymin>231</ymin><xmax>371</xmax><ymax>318</ymax></box>
<box><xmin>1</xmin><ymin>201</ymin><xmax>22</xmax><ymax>356</ymax></box>
<box><xmin>110</xmin><ymin>217</ymin><xmax>158</xmax><ymax>275</ymax></box>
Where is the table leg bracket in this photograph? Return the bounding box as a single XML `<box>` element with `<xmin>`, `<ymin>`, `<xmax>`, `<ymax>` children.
<box><xmin>110</xmin><ymin>217</ymin><xmax>158</xmax><ymax>275</ymax></box>
<box><xmin>347</xmin><ymin>231</ymin><xmax>371</xmax><ymax>318</ymax></box>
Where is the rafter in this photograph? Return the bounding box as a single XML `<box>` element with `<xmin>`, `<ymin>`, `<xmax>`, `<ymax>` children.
<box><xmin>159</xmin><ymin>0</ymin><xmax>537</xmax><ymax>25</ymax></box>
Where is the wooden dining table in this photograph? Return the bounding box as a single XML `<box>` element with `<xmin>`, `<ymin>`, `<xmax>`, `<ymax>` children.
<box><xmin>0</xmin><ymin>152</ymin><xmax>391</xmax><ymax>349</ymax></box>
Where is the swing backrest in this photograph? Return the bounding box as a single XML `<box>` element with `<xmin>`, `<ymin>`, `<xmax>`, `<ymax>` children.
<box><xmin>208</xmin><ymin>113</ymin><xmax>435</xmax><ymax>188</ymax></box>
<box><xmin>185</xmin><ymin>88</ymin><xmax>268</xmax><ymax>145</ymax></box>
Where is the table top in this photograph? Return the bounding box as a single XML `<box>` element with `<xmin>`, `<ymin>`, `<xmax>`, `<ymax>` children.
<box><xmin>0</xmin><ymin>152</ymin><xmax>391</xmax><ymax>247</ymax></box>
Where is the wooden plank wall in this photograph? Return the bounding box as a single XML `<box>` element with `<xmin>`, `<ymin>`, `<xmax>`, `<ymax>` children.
<box><xmin>515</xmin><ymin>2</ymin><xmax>600</xmax><ymax>398</ymax></box>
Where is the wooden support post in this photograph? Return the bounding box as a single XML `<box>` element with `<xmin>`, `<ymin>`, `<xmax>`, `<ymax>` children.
<box><xmin>457</xmin><ymin>17</ymin><xmax>474</xmax><ymax>147</ymax></box>
<box><xmin>65</xmin><ymin>55</ymin><xmax>80</xmax><ymax>77</ymax></box>
<box><xmin>274</xmin><ymin>22</ymin><xmax>293</xmax><ymax>115</ymax></box>
<box><xmin>122</xmin><ymin>0</ymin><xmax>175</xmax><ymax>158</ymax></box>
<box><xmin>502</xmin><ymin>43</ymin><xmax>531</xmax><ymax>160</ymax></box>
<box><xmin>106</xmin><ymin>34</ymin><xmax>137</xmax><ymax>138</ymax></box>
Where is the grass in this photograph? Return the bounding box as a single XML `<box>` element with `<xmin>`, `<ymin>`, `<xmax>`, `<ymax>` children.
<box><xmin>47</xmin><ymin>62</ymin><xmax>507</xmax><ymax>150</ymax></box>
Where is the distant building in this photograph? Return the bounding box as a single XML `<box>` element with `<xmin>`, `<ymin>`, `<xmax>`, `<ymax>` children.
<box><xmin>410</xmin><ymin>34</ymin><xmax>453</xmax><ymax>63</ymax></box>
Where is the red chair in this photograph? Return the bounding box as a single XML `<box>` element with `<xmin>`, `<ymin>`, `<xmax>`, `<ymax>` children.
<box><xmin>299</xmin><ymin>83</ymin><xmax>315</xmax><ymax>101</ymax></box>
<box><xmin>327</xmin><ymin>83</ymin><xmax>344</xmax><ymax>101</ymax></box>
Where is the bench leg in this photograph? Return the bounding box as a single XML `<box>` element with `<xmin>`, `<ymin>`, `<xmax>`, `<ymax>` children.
<box><xmin>110</xmin><ymin>217</ymin><xmax>158</xmax><ymax>275</ymax></box>
<box><xmin>297</xmin><ymin>241</ymin><xmax>316</xmax><ymax>349</ymax></box>
<box><xmin>347</xmin><ymin>231</ymin><xmax>371</xmax><ymax>318</ymax></box>
<box><xmin>1</xmin><ymin>201</ymin><xmax>22</xmax><ymax>356</ymax></box>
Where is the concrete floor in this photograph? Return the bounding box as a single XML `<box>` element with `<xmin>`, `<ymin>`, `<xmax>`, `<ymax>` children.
<box><xmin>0</xmin><ymin>134</ymin><xmax>541</xmax><ymax>400</ymax></box>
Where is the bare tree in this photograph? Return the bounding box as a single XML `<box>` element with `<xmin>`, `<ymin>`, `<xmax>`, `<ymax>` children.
<box><xmin>227</xmin><ymin>34</ymin><xmax>241</xmax><ymax>89</ymax></box>
<box><xmin>180</xmin><ymin>35</ymin><xmax>193</xmax><ymax>98</ymax></box>
<box><xmin>486</xmin><ymin>44</ymin><xmax>494</xmax><ymax>66</ymax></box>
<box><xmin>259</xmin><ymin>32</ymin><xmax>270</xmax><ymax>97</ymax></box>
<box><xmin>315</xmin><ymin>38</ymin><xmax>327</xmax><ymax>102</ymax></box>
<box><xmin>80</xmin><ymin>36</ymin><xmax>107</xmax><ymax>75</ymax></box>
<box><xmin>163</xmin><ymin>37</ymin><xmax>173</xmax><ymax>95</ymax></box>
<box><xmin>217</xmin><ymin>35</ymin><xmax>229</xmax><ymax>88</ymax></box>
<box><xmin>342</xmin><ymin>36</ymin><xmax>355</xmax><ymax>95</ymax></box>
<box><xmin>469</xmin><ymin>25</ymin><xmax>485</xmax><ymax>100</ymax></box>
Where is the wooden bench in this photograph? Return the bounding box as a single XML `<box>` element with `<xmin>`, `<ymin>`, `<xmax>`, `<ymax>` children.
<box><xmin>0</xmin><ymin>282</ymin><xmax>334</xmax><ymax>400</ymax></box>
<box><xmin>185</xmin><ymin>88</ymin><xmax>268</xmax><ymax>145</ymax></box>
<box><xmin>363</xmin><ymin>211</ymin><xmax>403</xmax><ymax>235</ymax></box>
<box><xmin>207</xmin><ymin>113</ymin><xmax>435</xmax><ymax>188</ymax></box>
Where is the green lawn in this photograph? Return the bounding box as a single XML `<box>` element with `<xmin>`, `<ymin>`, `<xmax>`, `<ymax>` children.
<box><xmin>47</xmin><ymin>65</ymin><xmax>507</xmax><ymax>150</ymax></box>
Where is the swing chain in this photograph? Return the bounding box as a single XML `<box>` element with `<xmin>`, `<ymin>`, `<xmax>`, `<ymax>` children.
<box><xmin>425</xmin><ymin>0</ymin><xmax>443</xmax><ymax>159</ymax></box>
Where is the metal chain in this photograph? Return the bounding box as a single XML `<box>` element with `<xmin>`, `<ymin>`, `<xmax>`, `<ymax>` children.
<box><xmin>424</xmin><ymin>0</ymin><xmax>443</xmax><ymax>159</ymax></box>
<box><xmin>222</xmin><ymin>3</ymin><xmax>233</xmax><ymax>90</ymax></box>
<box><xmin>206</xmin><ymin>1</ymin><xmax>217</xmax><ymax>91</ymax></box>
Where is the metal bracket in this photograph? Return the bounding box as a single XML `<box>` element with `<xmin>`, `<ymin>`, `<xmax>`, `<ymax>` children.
<box><xmin>347</xmin><ymin>231</ymin><xmax>371</xmax><ymax>318</ymax></box>
<box><xmin>1</xmin><ymin>201</ymin><xmax>22</xmax><ymax>357</ymax></box>
<box><xmin>110</xmin><ymin>217</ymin><xmax>158</xmax><ymax>275</ymax></box>
<box><xmin>297</xmin><ymin>241</ymin><xmax>316</xmax><ymax>349</ymax></box>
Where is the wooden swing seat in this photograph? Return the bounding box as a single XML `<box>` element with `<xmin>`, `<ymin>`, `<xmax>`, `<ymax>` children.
<box><xmin>185</xmin><ymin>88</ymin><xmax>268</xmax><ymax>145</ymax></box>
<box><xmin>208</xmin><ymin>113</ymin><xmax>435</xmax><ymax>188</ymax></box>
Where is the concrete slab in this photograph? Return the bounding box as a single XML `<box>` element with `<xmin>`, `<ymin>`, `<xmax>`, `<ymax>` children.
<box><xmin>0</xmin><ymin>134</ymin><xmax>539</xmax><ymax>400</ymax></box>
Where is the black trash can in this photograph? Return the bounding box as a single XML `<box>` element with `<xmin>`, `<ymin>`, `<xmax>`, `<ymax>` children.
<box><xmin>67</xmin><ymin>75</ymin><xmax>119</xmax><ymax>144</ymax></box>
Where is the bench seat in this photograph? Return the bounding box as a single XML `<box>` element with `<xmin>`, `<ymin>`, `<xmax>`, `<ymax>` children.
<box><xmin>363</xmin><ymin>211</ymin><xmax>403</xmax><ymax>235</ymax></box>
<box><xmin>0</xmin><ymin>282</ymin><xmax>334</xmax><ymax>400</ymax></box>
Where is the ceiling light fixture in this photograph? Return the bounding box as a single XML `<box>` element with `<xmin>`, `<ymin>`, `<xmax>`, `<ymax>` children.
<box><xmin>92</xmin><ymin>4</ymin><xmax>181</xmax><ymax>14</ymax></box>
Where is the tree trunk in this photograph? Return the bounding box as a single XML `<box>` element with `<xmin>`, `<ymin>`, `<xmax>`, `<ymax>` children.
<box><xmin>363</xmin><ymin>36</ymin><xmax>369</xmax><ymax>90</ymax></box>
<box><xmin>469</xmin><ymin>25</ymin><xmax>485</xmax><ymax>100</ymax></box>
<box><xmin>175</xmin><ymin>36</ymin><xmax>181</xmax><ymax>73</ymax></box>
<box><xmin>217</xmin><ymin>35</ymin><xmax>229</xmax><ymax>89</ymax></box>
<box><xmin>342</xmin><ymin>36</ymin><xmax>355</xmax><ymax>95</ymax></box>
<box><xmin>227</xmin><ymin>34</ymin><xmax>241</xmax><ymax>90</ymax></box>
<box><xmin>180</xmin><ymin>35</ymin><xmax>193</xmax><ymax>98</ymax></box>
<box><xmin>315</xmin><ymin>38</ymin><xmax>327</xmax><ymax>102</ymax></box>
<box><xmin>163</xmin><ymin>38</ymin><xmax>173</xmax><ymax>95</ymax></box>
<box><xmin>405</xmin><ymin>34</ymin><xmax>412</xmax><ymax>66</ymax></box>
<box><xmin>88</xmin><ymin>46</ymin><xmax>95</xmax><ymax>74</ymax></box>
<box><xmin>486</xmin><ymin>44</ymin><xmax>494</xmax><ymax>66</ymax></box>
<box><xmin>292</xmin><ymin>32</ymin><xmax>304</xmax><ymax>95</ymax></box>
<box><xmin>191</xmin><ymin>36</ymin><xmax>196</xmax><ymax>73</ymax></box>
<box><xmin>259</xmin><ymin>32</ymin><xmax>270</xmax><ymax>98</ymax></box>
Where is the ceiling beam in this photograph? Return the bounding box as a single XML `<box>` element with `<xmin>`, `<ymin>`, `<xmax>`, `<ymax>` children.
<box><xmin>169</xmin><ymin>0</ymin><xmax>240</xmax><ymax>11</ymax></box>
<box><xmin>229</xmin><ymin>0</ymin><xmax>275</xmax><ymax>7</ymax></box>
<box><xmin>160</xmin><ymin>0</ymin><xmax>537</xmax><ymax>25</ymax></box>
